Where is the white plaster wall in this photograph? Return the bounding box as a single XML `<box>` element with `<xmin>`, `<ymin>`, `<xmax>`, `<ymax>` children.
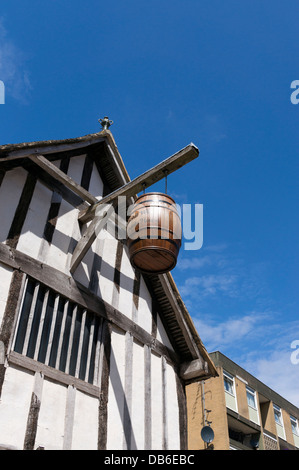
<box><xmin>45</xmin><ymin>155</ymin><xmax>85</xmax><ymax>275</ymax></box>
<box><xmin>0</xmin><ymin>263</ymin><xmax>13</xmax><ymax>327</ymax></box>
<box><xmin>0</xmin><ymin>168</ymin><xmax>28</xmax><ymax>243</ymax></box>
<box><xmin>88</xmin><ymin>161</ymin><xmax>104</xmax><ymax>200</ymax></box>
<box><xmin>106</xmin><ymin>327</ymin><xmax>126</xmax><ymax>450</ymax></box>
<box><xmin>0</xmin><ymin>366</ymin><xmax>34</xmax><ymax>449</ymax></box>
<box><xmin>70</xmin><ymin>216</ymin><xmax>89</xmax><ymax>284</ymax></box>
<box><xmin>156</xmin><ymin>314</ymin><xmax>174</xmax><ymax>351</ymax></box>
<box><xmin>72</xmin><ymin>389</ymin><xmax>99</xmax><ymax>450</ymax></box>
<box><xmin>31</xmin><ymin>154</ymin><xmax>105</xmax><ymax>289</ymax></box>
<box><xmin>67</xmin><ymin>154</ymin><xmax>86</xmax><ymax>184</ymax></box>
<box><xmin>165</xmin><ymin>362</ymin><xmax>180</xmax><ymax>449</ymax></box>
<box><xmin>98</xmin><ymin>233</ymin><xmax>118</xmax><ymax>305</ymax></box>
<box><xmin>118</xmin><ymin>246</ymin><xmax>135</xmax><ymax>318</ymax></box>
<box><xmin>17</xmin><ymin>181</ymin><xmax>53</xmax><ymax>259</ymax></box>
<box><xmin>137</xmin><ymin>277</ymin><xmax>152</xmax><ymax>333</ymax></box>
<box><xmin>35</xmin><ymin>379</ymin><xmax>67</xmax><ymax>450</ymax></box>
<box><xmin>70</xmin><ymin>156</ymin><xmax>105</xmax><ymax>289</ymax></box>
<box><xmin>46</xmin><ymin>198</ymin><xmax>77</xmax><ymax>273</ymax></box>
<box><xmin>131</xmin><ymin>339</ymin><xmax>145</xmax><ymax>449</ymax></box>
<box><xmin>151</xmin><ymin>352</ymin><xmax>163</xmax><ymax>450</ymax></box>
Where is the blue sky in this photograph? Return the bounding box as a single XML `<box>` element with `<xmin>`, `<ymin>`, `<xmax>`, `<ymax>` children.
<box><xmin>0</xmin><ymin>1</ymin><xmax>298</xmax><ymax>406</ymax></box>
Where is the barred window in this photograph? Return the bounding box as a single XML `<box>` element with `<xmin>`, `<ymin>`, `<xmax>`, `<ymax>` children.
<box><xmin>12</xmin><ymin>277</ymin><xmax>103</xmax><ymax>385</ymax></box>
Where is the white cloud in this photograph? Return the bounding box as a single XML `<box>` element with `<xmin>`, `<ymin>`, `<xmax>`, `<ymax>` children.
<box><xmin>204</xmin><ymin>243</ymin><xmax>228</xmax><ymax>253</ymax></box>
<box><xmin>176</xmin><ymin>242</ymin><xmax>271</xmax><ymax>310</ymax></box>
<box><xmin>194</xmin><ymin>312</ymin><xmax>299</xmax><ymax>407</ymax></box>
<box><xmin>179</xmin><ymin>273</ymin><xmax>239</xmax><ymax>299</ymax></box>
<box><xmin>175</xmin><ymin>241</ymin><xmax>299</xmax><ymax>407</ymax></box>
<box><xmin>194</xmin><ymin>312</ymin><xmax>267</xmax><ymax>353</ymax></box>
<box><xmin>0</xmin><ymin>18</ymin><xmax>32</xmax><ymax>103</ymax></box>
<box><xmin>245</xmin><ymin>347</ymin><xmax>299</xmax><ymax>408</ymax></box>
<box><xmin>177</xmin><ymin>254</ymin><xmax>215</xmax><ymax>271</ymax></box>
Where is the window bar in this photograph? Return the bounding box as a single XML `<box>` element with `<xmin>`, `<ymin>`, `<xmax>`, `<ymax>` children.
<box><xmin>33</xmin><ymin>289</ymin><xmax>49</xmax><ymax>361</ymax></box>
<box><xmin>22</xmin><ymin>282</ymin><xmax>40</xmax><ymax>356</ymax></box>
<box><xmin>55</xmin><ymin>299</ymin><xmax>69</xmax><ymax>371</ymax></box>
<box><xmin>11</xmin><ymin>276</ymin><xmax>28</xmax><ymax>352</ymax></box>
<box><xmin>45</xmin><ymin>293</ymin><xmax>60</xmax><ymax>366</ymax></box>
<box><xmin>65</xmin><ymin>305</ymin><xmax>78</xmax><ymax>375</ymax></box>
<box><xmin>75</xmin><ymin>309</ymin><xmax>87</xmax><ymax>378</ymax></box>
<box><xmin>12</xmin><ymin>276</ymin><xmax>109</xmax><ymax>386</ymax></box>
<box><xmin>93</xmin><ymin>318</ymin><xmax>104</xmax><ymax>387</ymax></box>
<box><xmin>84</xmin><ymin>317</ymin><xmax>96</xmax><ymax>383</ymax></box>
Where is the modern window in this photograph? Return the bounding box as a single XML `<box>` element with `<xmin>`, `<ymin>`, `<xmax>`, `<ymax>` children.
<box><xmin>12</xmin><ymin>277</ymin><xmax>104</xmax><ymax>386</ymax></box>
<box><xmin>246</xmin><ymin>386</ymin><xmax>257</xmax><ymax>409</ymax></box>
<box><xmin>246</xmin><ymin>386</ymin><xmax>260</xmax><ymax>425</ymax></box>
<box><xmin>290</xmin><ymin>416</ymin><xmax>299</xmax><ymax>435</ymax></box>
<box><xmin>273</xmin><ymin>404</ymin><xmax>285</xmax><ymax>440</ymax></box>
<box><xmin>290</xmin><ymin>416</ymin><xmax>299</xmax><ymax>448</ymax></box>
<box><xmin>223</xmin><ymin>371</ymin><xmax>234</xmax><ymax>395</ymax></box>
<box><xmin>273</xmin><ymin>404</ymin><xmax>283</xmax><ymax>425</ymax></box>
<box><xmin>223</xmin><ymin>370</ymin><xmax>238</xmax><ymax>413</ymax></box>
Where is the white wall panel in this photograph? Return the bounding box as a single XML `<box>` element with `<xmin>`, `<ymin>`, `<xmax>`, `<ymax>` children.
<box><xmin>35</xmin><ymin>379</ymin><xmax>67</xmax><ymax>450</ymax></box>
<box><xmin>138</xmin><ymin>277</ymin><xmax>152</xmax><ymax>333</ymax></box>
<box><xmin>0</xmin><ymin>263</ymin><xmax>13</xmax><ymax>327</ymax></box>
<box><xmin>17</xmin><ymin>181</ymin><xmax>53</xmax><ymax>259</ymax></box>
<box><xmin>166</xmin><ymin>363</ymin><xmax>180</xmax><ymax>449</ymax></box>
<box><xmin>107</xmin><ymin>327</ymin><xmax>126</xmax><ymax>450</ymax></box>
<box><xmin>0</xmin><ymin>168</ymin><xmax>28</xmax><ymax>243</ymax></box>
<box><xmin>118</xmin><ymin>246</ymin><xmax>135</xmax><ymax>318</ymax></box>
<box><xmin>72</xmin><ymin>157</ymin><xmax>104</xmax><ymax>288</ymax></box>
<box><xmin>156</xmin><ymin>314</ymin><xmax>174</xmax><ymax>351</ymax></box>
<box><xmin>0</xmin><ymin>366</ymin><xmax>34</xmax><ymax>449</ymax></box>
<box><xmin>151</xmin><ymin>353</ymin><xmax>163</xmax><ymax>450</ymax></box>
<box><xmin>131</xmin><ymin>340</ymin><xmax>145</xmax><ymax>449</ymax></box>
<box><xmin>88</xmin><ymin>161</ymin><xmax>104</xmax><ymax>200</ymax></box>
<box><xmin>98</xmin><ymin>234</ymin><xmax>118</xmax><ymax>305</ymax></box>
<box><xmin>47</xmin><ymin>199</ymin><xmax>77</xmax><ymax>273</ymax></box>
<box><xmin>67</xmin><ymin>154</ymin><xmax>86</xmax><ymax>184</ymax></box>
<box><xmin>71</xmin><ymin>389</ymin><xmax>99</xmax><ymax>450</ymax></box>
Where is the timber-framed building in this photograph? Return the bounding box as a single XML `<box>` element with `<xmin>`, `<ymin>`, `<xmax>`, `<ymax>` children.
<box><xmin>0</xmin><ymin>127</ymin><xmax>216</xmax><ymax>450</ymax></box>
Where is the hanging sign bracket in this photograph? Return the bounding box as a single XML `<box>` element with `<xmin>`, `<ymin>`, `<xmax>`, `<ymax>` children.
<box><xmin>70</xmin><ymin>143</ymin><xmax>199</xmax><ymax>273</ymax></box>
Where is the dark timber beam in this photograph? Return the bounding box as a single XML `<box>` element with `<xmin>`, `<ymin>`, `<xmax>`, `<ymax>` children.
<box><xmin>28</xmin><ymin>154</ymin><xmax>98</xmax><ymax>205</ymax></box>
<box><xmin>79</xmin><ymin>143</ymin><xmax>199</xmax><ymax>224</ymax></box>
<box><xmin>180</xmin><ymin>359</ymin><xmax>209</xmax><ymax>381</ymax></box>
<box><xmin>70</xmin><ymin>203</ymin><xmax>116</xmax><ymax>274</ymax></box>
<box><xmin>0</xmin><ymin>243</ymin><xmax>179</xmax><ymax>367</ymax></box>
<box><xmin>0</xmin><ymin>135</ymin><xmax>105</xmax><ymax>163</ymax></box>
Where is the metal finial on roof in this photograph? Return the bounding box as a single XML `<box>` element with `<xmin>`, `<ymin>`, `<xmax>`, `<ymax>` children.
<box><xmin>99</xmin><ymin>116</ymin><xmax>113</xmax><ymax>130</ymax></box>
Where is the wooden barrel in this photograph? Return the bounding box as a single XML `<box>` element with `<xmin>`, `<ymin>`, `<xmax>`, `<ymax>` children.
<box><xmin>126</xmin><ymin>192</ymin><xmax>182</xmax><ymax>274</ymax></box>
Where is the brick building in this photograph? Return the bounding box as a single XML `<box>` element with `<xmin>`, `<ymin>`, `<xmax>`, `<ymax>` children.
<box><xmin>187</xmin><ymin>351</ymin><xmax>299</xmax><ymax>450</ymax></box>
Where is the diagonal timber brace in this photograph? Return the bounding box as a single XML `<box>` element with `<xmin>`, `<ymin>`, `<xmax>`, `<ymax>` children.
<box><xmin>70</xmin><ymin>203</ymin><xmax>116</xmax><ymax>273</ymax></box>
<box><xmin>29</xmin><ymin>154</ymin><xmax>98</xmax><ymax>205</ymax></box>
<box><xmin>70</xmin><ymin>143</ymin><xmax>199</xmax><ymax>274</ymax></box>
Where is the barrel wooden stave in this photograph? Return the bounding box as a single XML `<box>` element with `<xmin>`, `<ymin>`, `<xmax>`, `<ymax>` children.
<box><xmin>126</xmin><ymin>193</ymin><xmax>182</xmax><ymax>274</ymax></box>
